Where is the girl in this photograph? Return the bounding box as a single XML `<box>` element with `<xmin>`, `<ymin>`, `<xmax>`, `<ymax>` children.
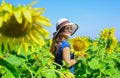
<box><xmin>50</xmin><ymin>18</ymin><xmax>79</xmax><ymax>74</ymax></box>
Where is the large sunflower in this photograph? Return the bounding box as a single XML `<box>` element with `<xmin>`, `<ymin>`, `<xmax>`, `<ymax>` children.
<box><xmin>0</xmin><ymin>0</ymin><xmax>52</xmax><ymax>55</ymax></box>
<box><xmin>68</xmin><ymin>36</ymin><xmax>89</xmax><ymax>58</ymax></box>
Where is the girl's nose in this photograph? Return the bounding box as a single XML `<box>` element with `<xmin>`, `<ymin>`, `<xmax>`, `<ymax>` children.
<box><xmin>68</xmin><ymin>29</ymin><xmax>72</xmax><ymax>33</ymax></box>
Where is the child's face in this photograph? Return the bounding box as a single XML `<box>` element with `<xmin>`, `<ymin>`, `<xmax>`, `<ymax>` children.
<box><xmin>63</xmin><ymin>25</ymin><xmax>72</xmax><ymax>37</ymax></box>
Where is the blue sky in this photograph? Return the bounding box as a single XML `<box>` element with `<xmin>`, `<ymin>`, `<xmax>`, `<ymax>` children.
<box><xmin>1</xmin><ymin>0</ymin><xmax>120</xmax><ymax>41</ymax></box>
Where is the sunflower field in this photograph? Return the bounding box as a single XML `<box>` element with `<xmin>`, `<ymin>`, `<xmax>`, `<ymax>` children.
<box><xmin>0</xmin><ymin>0</ymin><xmax>120</xmax><ymax>78</ymax></box>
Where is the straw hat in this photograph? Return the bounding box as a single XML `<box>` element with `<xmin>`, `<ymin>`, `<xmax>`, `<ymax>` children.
<box><xmin>53</xmin><ymin>18</ymin><xmax>79</xmax><ymax>37</ymax></box>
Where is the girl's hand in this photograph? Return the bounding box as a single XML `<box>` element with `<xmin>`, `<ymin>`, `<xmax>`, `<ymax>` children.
<box><xmin>75</xmin><ymin>53</ymin><xmax>86</xmax><ymax>61</ymax></box>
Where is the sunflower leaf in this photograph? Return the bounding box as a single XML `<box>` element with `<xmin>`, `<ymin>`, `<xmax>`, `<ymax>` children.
<box><xmin>0</xmin><ymin>58</ymin><xmax>20</xmax><ymax>78</ymax></box>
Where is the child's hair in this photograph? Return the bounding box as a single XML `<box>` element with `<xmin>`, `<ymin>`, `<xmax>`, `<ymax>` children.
<box><xmin>50</xmin><ymin>27</ymin><xmax>68</xmax><ymax>56</ymax></box>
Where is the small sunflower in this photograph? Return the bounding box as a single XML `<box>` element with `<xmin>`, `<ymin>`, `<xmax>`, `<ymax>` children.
<box><xmin>100</xmin><ymin>28</ymin><xmax>109</xmax><ymax>40</ymax></box>
<box><xmin>0</xmin><ymin>0</ymin><xmax>52</xmax><ymax>55</ymax></box>
<box><xmin>109</xmin><ymin>27</ymin><xmax>115</xmax><ymax>38</ymax></box>
<box><xmin>107</xmin><ymin>28</ymin><xmax>118</xmax><ymax>54</ymax></box>
<box><xmin>106</xmin><ymin>37</ymin><xmax>118</xmax><ymax>54</ymax></box>
<box><xmin>69</xmin><ymin>36</ymin><xmax>89</xmax><ymax>57</ymax></box>
<box><xmin>74</xmin><ymin>51</ymin><xmax>89</xmax><ymax>58</ymax></box>
<box><xmin>99</xmin><ymin>27</ymin><xmax>118</xmax><ymax>54</ymax></box>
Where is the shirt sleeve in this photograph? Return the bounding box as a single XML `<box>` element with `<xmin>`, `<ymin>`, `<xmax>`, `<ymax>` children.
<box><xmin>60</xmin><ymin>40</ymin><xmax>70</xmax><ymax>52</ymax></box>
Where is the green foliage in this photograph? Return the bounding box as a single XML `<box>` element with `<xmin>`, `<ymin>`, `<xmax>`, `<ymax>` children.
<box><xmin>75</xmin><ymin>37</ymin><xmax>120</xmax><ymax>78</ymax></box>
<box><xmin>0</xmin><ymin>39</ymin><xmax>61</xmax><ymax>78</ymax></box>
<box><xmin>1</xmin><ymin>37</ymin><xmax>120</xmax><ymax>78</ymax></box>
<box><xmin>0</xmin><ymin>58</ymin><xmax>20</xmax><ymax>78</ymax></box>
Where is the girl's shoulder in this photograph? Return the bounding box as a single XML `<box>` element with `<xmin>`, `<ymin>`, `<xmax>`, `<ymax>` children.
<box><xmin>61</xmin><ymin>40</ymin><xmax>70</xmax><ymax>47</ymax></box>
<box><xmin>59</xmin><ymin>40</ymin><xmax>70</xmax><ymax>52</ymax></box>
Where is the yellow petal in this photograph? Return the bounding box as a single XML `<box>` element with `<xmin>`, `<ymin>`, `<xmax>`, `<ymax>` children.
<box><xmin>22</xmin><ymin>8</ymin><xmax>32</xmax><ymax>23</ymax></box>
<box><xmin>0</xmin><ymin>17</ymin><xmax>3</xmax><ymax>28</ymax></box>
<box><xmin>17</xmin><ymin>45</ymin><xmax>22</xmax><ymax>55</ymax></box>
<box><xmin>31</xmin><ymin>31</ymin><xmax>45</xmax><ymax>47</ymax></box>
<box><xmin>32</xmin><ymin>8</ymin><xmax>45</xmax><ymax>15</ymax></box>
<box><xmin>34</xmin><ymin>15</ymin><xmax>52</xmax><ymax>26</ymax></box>
<box><xmin>13</xmin><ymin>9</ymin><xmax>22</xmax><ymax>24</ymax></box>
<box><xmin>22</xmin><ymin>42</ymin><xmax>28</xmax><ymax>55</ymax></box>
<box><xmin>34</xmin><ymin>25</ymin><xmax>50</xmax><ymax>38</ymax></box>
<box><xmin>1</xmin><ymin>0</ymin><xmax>12</xmax><ymax>14</ymax></box>
<box><xmin>30</xmin><ymin>45</ymin><xmax>34</xmax><ymax>53</ymax></box>
<box><xmin>8</xmin><ymin>38</ymin><xmax>14</xmax><ymax>52</ymax></box>
<box><xmin>27</xmin><ymin>0</ymin><xmax>37</xmax><ymax>7</ymax></box>
<box><xmin>1</xmin><ymin>0</ymin><xmax>6</xmax><ymax>5</ymax></box>
<box><xmin>3</xmin><ymin>13</ymin><xmax>11</xmax><ymax>22</ymax></box>
<box><xmin>28</xmin><ymin>33</ymin><xmax>40</xmax><ymax>45</ymax></box>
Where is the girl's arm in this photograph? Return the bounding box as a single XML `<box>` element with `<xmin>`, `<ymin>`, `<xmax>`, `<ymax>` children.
<box><xmin>62</xmin><ymin>47</ymin><xmax>77</xmax><ymax>67</ymax></box>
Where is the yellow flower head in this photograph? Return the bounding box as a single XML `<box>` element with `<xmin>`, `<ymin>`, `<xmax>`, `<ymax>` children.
<box><xmin>101</xmin><ymin>28</ymin><xmax>109</xmax><ymax>39</ymax></box>
<box><xmin>73</xmin><ymin>39</ymin><xmax>84</xmax><ymax>51</ymax></box>
<box><xmin>111</xmin><ymin>37</ymin><xmax>118</xmax><ymax>46</ymax></box>
<box><xmin>100</xmin><ymin>27</ymin><xmax>118</xmax><ymax>54</ymax></box>
<box><xmin>69</xmin><ymin>36</ymin><xmax>89</xmax><ymax>53</ymax></box>
<box><xmin>68</xmin><ymin>36</ymin><xmax>89</xmax><ymax>58</ymax></box>
<box><xmin>109</xmin><ymin>27</ymin><xmax>115</xmax><ymax>38</ymax></box>
<box><xmin>106</xmin><ymin>37</ymin><xmax>118</xmax><ymax>54</ymax></box>
<box><xmin>0</xmin><ymin>0</ymin><xmax>52</xmax><ymax>55</ymax></box>
<box><xmin>74</xmin><ymin>51</ymin><xmax>89</xmax><ymax>58</ymax></box>
<box><xmin>107</xmin><ymin>46</ymin><xmax>114</xmax><ymax>54</ymax></box>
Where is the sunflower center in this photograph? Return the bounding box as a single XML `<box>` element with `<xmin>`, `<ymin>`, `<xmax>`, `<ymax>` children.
<box><xmin>0</xmin><ymin>16</ymin><xmax>32</xmax><ymax>37</ymax></box>
<box><xmin>73</xmin><ymin>40</ymin><xmax>84</xmax><ymax>51</ymax></box>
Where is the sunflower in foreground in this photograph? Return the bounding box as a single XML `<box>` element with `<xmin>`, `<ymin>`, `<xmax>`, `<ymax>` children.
<box><xmin>0</xmin><ymin>0</ymin><xmax>52</xmax><ymax>55</ymax></box>
<box><xmin>68</xmin><ymin>36</ymin><xmax>89</xmax><ymax>58</ymax></box>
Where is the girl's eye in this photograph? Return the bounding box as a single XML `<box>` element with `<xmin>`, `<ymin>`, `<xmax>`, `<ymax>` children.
<box><xmin>65</xmin><ymin>26</ymin><xmax>72</xmax><ymax>30</ymax></box>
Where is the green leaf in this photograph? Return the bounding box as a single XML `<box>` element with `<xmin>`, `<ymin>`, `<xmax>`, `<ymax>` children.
<box><xmin>6</xmin><ymin>55</ymin><xmax>22</xmax><ymax>66</ymax></box>
<box><xmin>62</xmin><ymin>60</ymin><xmax>69</xmax><ymax>68</ymax></box>
<box><xmin>0</xmin><ymin>58</ymin><xmax>20</xmax><ymax>78</ymax></box>
<box><xmin>112</xmin><ymin>70</ymin><xmax>120</xmax><ymax>78</ymax></box>
<box><xmin>105</xmin><ymin>68</ymin><xmax>114</xmax><ymax>76</ymax></box>
<box><xmin>98</xmin><ymin>47</ymin><xmax>106</xmax><ymax>56</ymax></box>
<box><xmin>91</xmin><ymin>46</ymin><xmax>98</xmax><ymax>51</ymax></box>
<box><xmin>100</xmin><ymin>67</ymin><xmax>106</xmax><ymax>74</ymax></box>
<box><xmin>88</xmin><ymin>58</ymin><xmax>100</xmax><ymax>70</ymax></box>
<box><xmin>1</xmin><ymin>69</ymin><xmax>15</xmax><ymax>78</ymax></box>
<box><xmin>42</xmin><ymin>58</ymin><xmax>49</xmax><ymax>66</ymax></box>
<box><xmin>45</xmin><ymin>71</ymin><xmax>57</xmax><ymax>78</ymax></box>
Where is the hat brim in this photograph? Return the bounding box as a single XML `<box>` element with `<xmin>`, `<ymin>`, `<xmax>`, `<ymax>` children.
<box><xmin>53</xmin><ymin>23</ymin><xmax>79</xmax><ymax>38</ymax></box>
